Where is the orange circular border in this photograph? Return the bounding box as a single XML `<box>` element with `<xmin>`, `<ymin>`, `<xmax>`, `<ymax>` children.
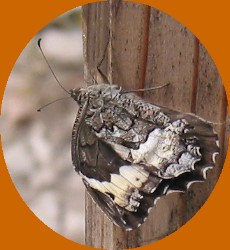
<box><xmin>0</xmin><ymin>0</ymin><xmax>229</xmax><ymax>249</ymax></box>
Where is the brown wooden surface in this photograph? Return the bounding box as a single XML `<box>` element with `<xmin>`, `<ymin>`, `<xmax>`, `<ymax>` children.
<box><xmin>185</xmin><ymin>43</ymin><xmax>227</xmax><ymax>219</ymax></box>
<box><xmin>82</xmin><ymin>1</ymin><xmax>228</xmax><ymax>249</ymax></box>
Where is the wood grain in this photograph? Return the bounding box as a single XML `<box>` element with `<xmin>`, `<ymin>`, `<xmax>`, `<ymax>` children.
<box><xmin>82</xmin><ymin>1</ymin><xmax>227</xmax><ymax>249</ymax></box>
<box><xmin>139</xmin><ymin>9</ymin><xmax>196</xmax><ymax>243</ymax></box>
<box><xmin>185</xmin><ymin>44</ymin><xmax>227</xmax><ymax>219</ymax></box>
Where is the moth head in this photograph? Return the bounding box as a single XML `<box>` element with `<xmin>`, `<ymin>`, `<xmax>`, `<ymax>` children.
<box><xmin>87</xmin><ymin>84</ymin><xmax>122</xmax><ymax>100</ymax></box>
<box><xmin>69</xmin><ymin>88</ymin><xmax>88</xmax><ymax>104</ymax></box>
<box><xmin>69</xmin><ymin>84</ymin><xmax>122</xmax><ymax>106</ymax></box>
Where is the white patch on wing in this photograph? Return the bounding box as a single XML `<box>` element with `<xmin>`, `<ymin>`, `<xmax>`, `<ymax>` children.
<box><xmin>212</xmin><ymin>152</ymin><xmax>219</xmax><ymax>163</ymax></box>
<box><xmin>111</xmin><ymin>125</ymin><xmax>122</xmax><ymax>137</ymax></box>
<box><xmin>110</xmin><ymin>174</ymin><xmax>132</xmax><ymax>191</ymax></box>
<box><xmin>130</xmin><ymin>128</ymin><xmax>203</xmax><ymax>179</ymax></box>
<box><xmin>130</xmin><ymin>128</ymin><xmax>184</xmax><ymax>170</ymax></box>
<box><xmin>187</xmin><ymin>145</ymin><xmax>201</xmax><ymax>156</ymax></box>
<box><xmin>202</xmin><ymin>166</ymin><xmax>213</xmax><ymax>179</ymax></box>
<box><xmin>163</xmin><ymin>184</ymin><xmax>169</xmax><ymax>194</ymax></box>
<box><xmin>166</xmin><ymin>189</ymin><xmax>185</xmax><ymax>195</ymax></box>
<box><xmin>109</xmin><ymin>142</ymin><xmax>130</xmax><ymax>160</ymax></box>
<box><xmin>82</xmin><ymin>174</ymin><xmax>128</xmax><ymax>207</ymax></box>
<box><xmin>119</xmin><ymin>165</ymin><xmax>149</xmax><ymax>188</ymax></box>
<box><xmin>186</xmin><ymin>180</ymin><xmax>203</xmax><ymax>189</ymax></box>
<box><xmin>163</xmin><ymin>152</ymin><xmax>200</xmax><ymax>178</ymax></box>
<box><xmin>80</xmin><ymin>165</ymin><xmax>149</xmax><ymax>211</ymax></box>
<box><xmin>153</xmin><ymin>197</ymin><xmax>160</xmax><ymax>205</ymax></box>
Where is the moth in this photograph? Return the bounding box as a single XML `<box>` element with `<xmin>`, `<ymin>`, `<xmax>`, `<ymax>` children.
<box><xmin>70</xmin><ymin>83</ymin><xmax>219</xmax><ymax>230</ymax></box>
<box><xmin>37</xmin><ymin>39</ymin><xmax>219</xmax><ymax>231</ymax></box>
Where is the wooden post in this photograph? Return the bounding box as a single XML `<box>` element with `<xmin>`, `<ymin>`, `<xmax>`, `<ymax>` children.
<box><xmin>81</xmin><ymin>1</ymin><xmax>228</xmax><ymax>249</ymax></box>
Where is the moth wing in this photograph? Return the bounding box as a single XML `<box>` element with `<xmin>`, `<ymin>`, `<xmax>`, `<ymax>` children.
<box><xmin>71</xmin><ymin>111</ymin><xmax>165</xmax><ymax>230</ymax></box>
<box><xmin>163</xmin><ymin>108</ymin><xmax>220</xmax><ymax>175</ymax></box>
<box><xmin>100</xmin><ymin>102</ymin><xmax>219</xmax><ymax>185</ymax></box>
<box><xmin>84</xmin><ymin>181</ymin><xmax>139</xmax><ymax>230</ymax></box>
<box><xmin>97</xmin><ymin>103</ymin><xmax>220</xmax><ymax>200</ymax></box>
<box><xmin>71</xmin><ymin>99</ymin><xmax>220</xmax><ymax>230</ymax></box>
<box><xmin>72</xmin><ymin>110</ymin><xmax>155</xmax><ymax>230</ymax></box>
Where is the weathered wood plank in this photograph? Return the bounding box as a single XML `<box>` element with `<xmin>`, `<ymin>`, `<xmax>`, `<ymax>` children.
<box><xmin>82</xmin><ymin>1</ymin><xmax>110</xmax><ymax>84</ymax></box>
<box><xmin>139</xmin><ymin>9</ymin><xmax>197</xmax><ymax>243</ymax></box>
<box><xmin>108</xmin><ymin>0</ymin><xmax>150</xmax><ymax>90</ymax></box>
<box><xmin>185</xmin><ymin>44</ymin><xmax>228</xmax><ymax>219</ymax></box>
<box><xmin>144</xmin><ymin>10</ymin><xmax>196</xmax><ymax>112</ymax></box>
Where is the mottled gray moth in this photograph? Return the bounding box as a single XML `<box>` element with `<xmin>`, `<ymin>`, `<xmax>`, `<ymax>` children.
<box><xmin>70</xmin><ymin>84</ymin><xmax>219</xmax><ymax>230</ymax></box>
<box><xmin>38</xmin><ymin>39</ymin><xmax>219</xmax><ymax>231</ymax></box>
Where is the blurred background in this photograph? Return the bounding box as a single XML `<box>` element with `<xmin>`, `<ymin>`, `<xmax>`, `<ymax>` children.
<box><xmin>1</xmin><ymin>8</ymin><xmax>86</xmax><ymax>244</ymax></box>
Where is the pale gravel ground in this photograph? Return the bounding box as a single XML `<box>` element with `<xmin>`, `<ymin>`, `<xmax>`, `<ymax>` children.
<box><xmin>1</xmin><ymin>9</ymin><xmax>87</xmax><ymax>244</ymax></box>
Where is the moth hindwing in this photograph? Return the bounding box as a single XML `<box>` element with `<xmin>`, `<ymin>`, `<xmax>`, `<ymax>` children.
<box><xmin>70</xmin><ymin>83</ymin><xmax>219</xmax><ymax>230</ymax></box>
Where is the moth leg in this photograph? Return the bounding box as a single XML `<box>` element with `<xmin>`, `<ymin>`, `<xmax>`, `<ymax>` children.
<box><xmin>86</xmin><ymin>37</ymin><xmax>110</xmax><ymax>85</ymax></box>
<box><xmin>96</xmin><ymin>37</ymin><xmax>110</xmax><ymax>84</ymax></box>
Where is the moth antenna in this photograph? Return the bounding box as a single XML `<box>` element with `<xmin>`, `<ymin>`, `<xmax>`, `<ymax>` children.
<box><xmin>206</xmin><ymin>120</ymin><xmax>227</xmax><ymax>126</ymax></box>
<box><xmin>37</xmin><ymin>38</ymin><xmax>70</xmax><ymax>95</ymax></box>
<box><xmin>187</xmin><ymin>112</ymin><xmax>228</xmax><ymax>127</ymax></box>
<box><xmin>123</xmin><ymin>82</ymin><xmax>170</xmax><ymax>93</ymax></box>
<box><xmin>37</xmin><ymin>96</ymin><xmax>71</xmax><ymax>112</ymax></box>
<box><xmin>96</xmin><ymin>37</ymin><xmax>110</xmax><ymax>84</ymax></box>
